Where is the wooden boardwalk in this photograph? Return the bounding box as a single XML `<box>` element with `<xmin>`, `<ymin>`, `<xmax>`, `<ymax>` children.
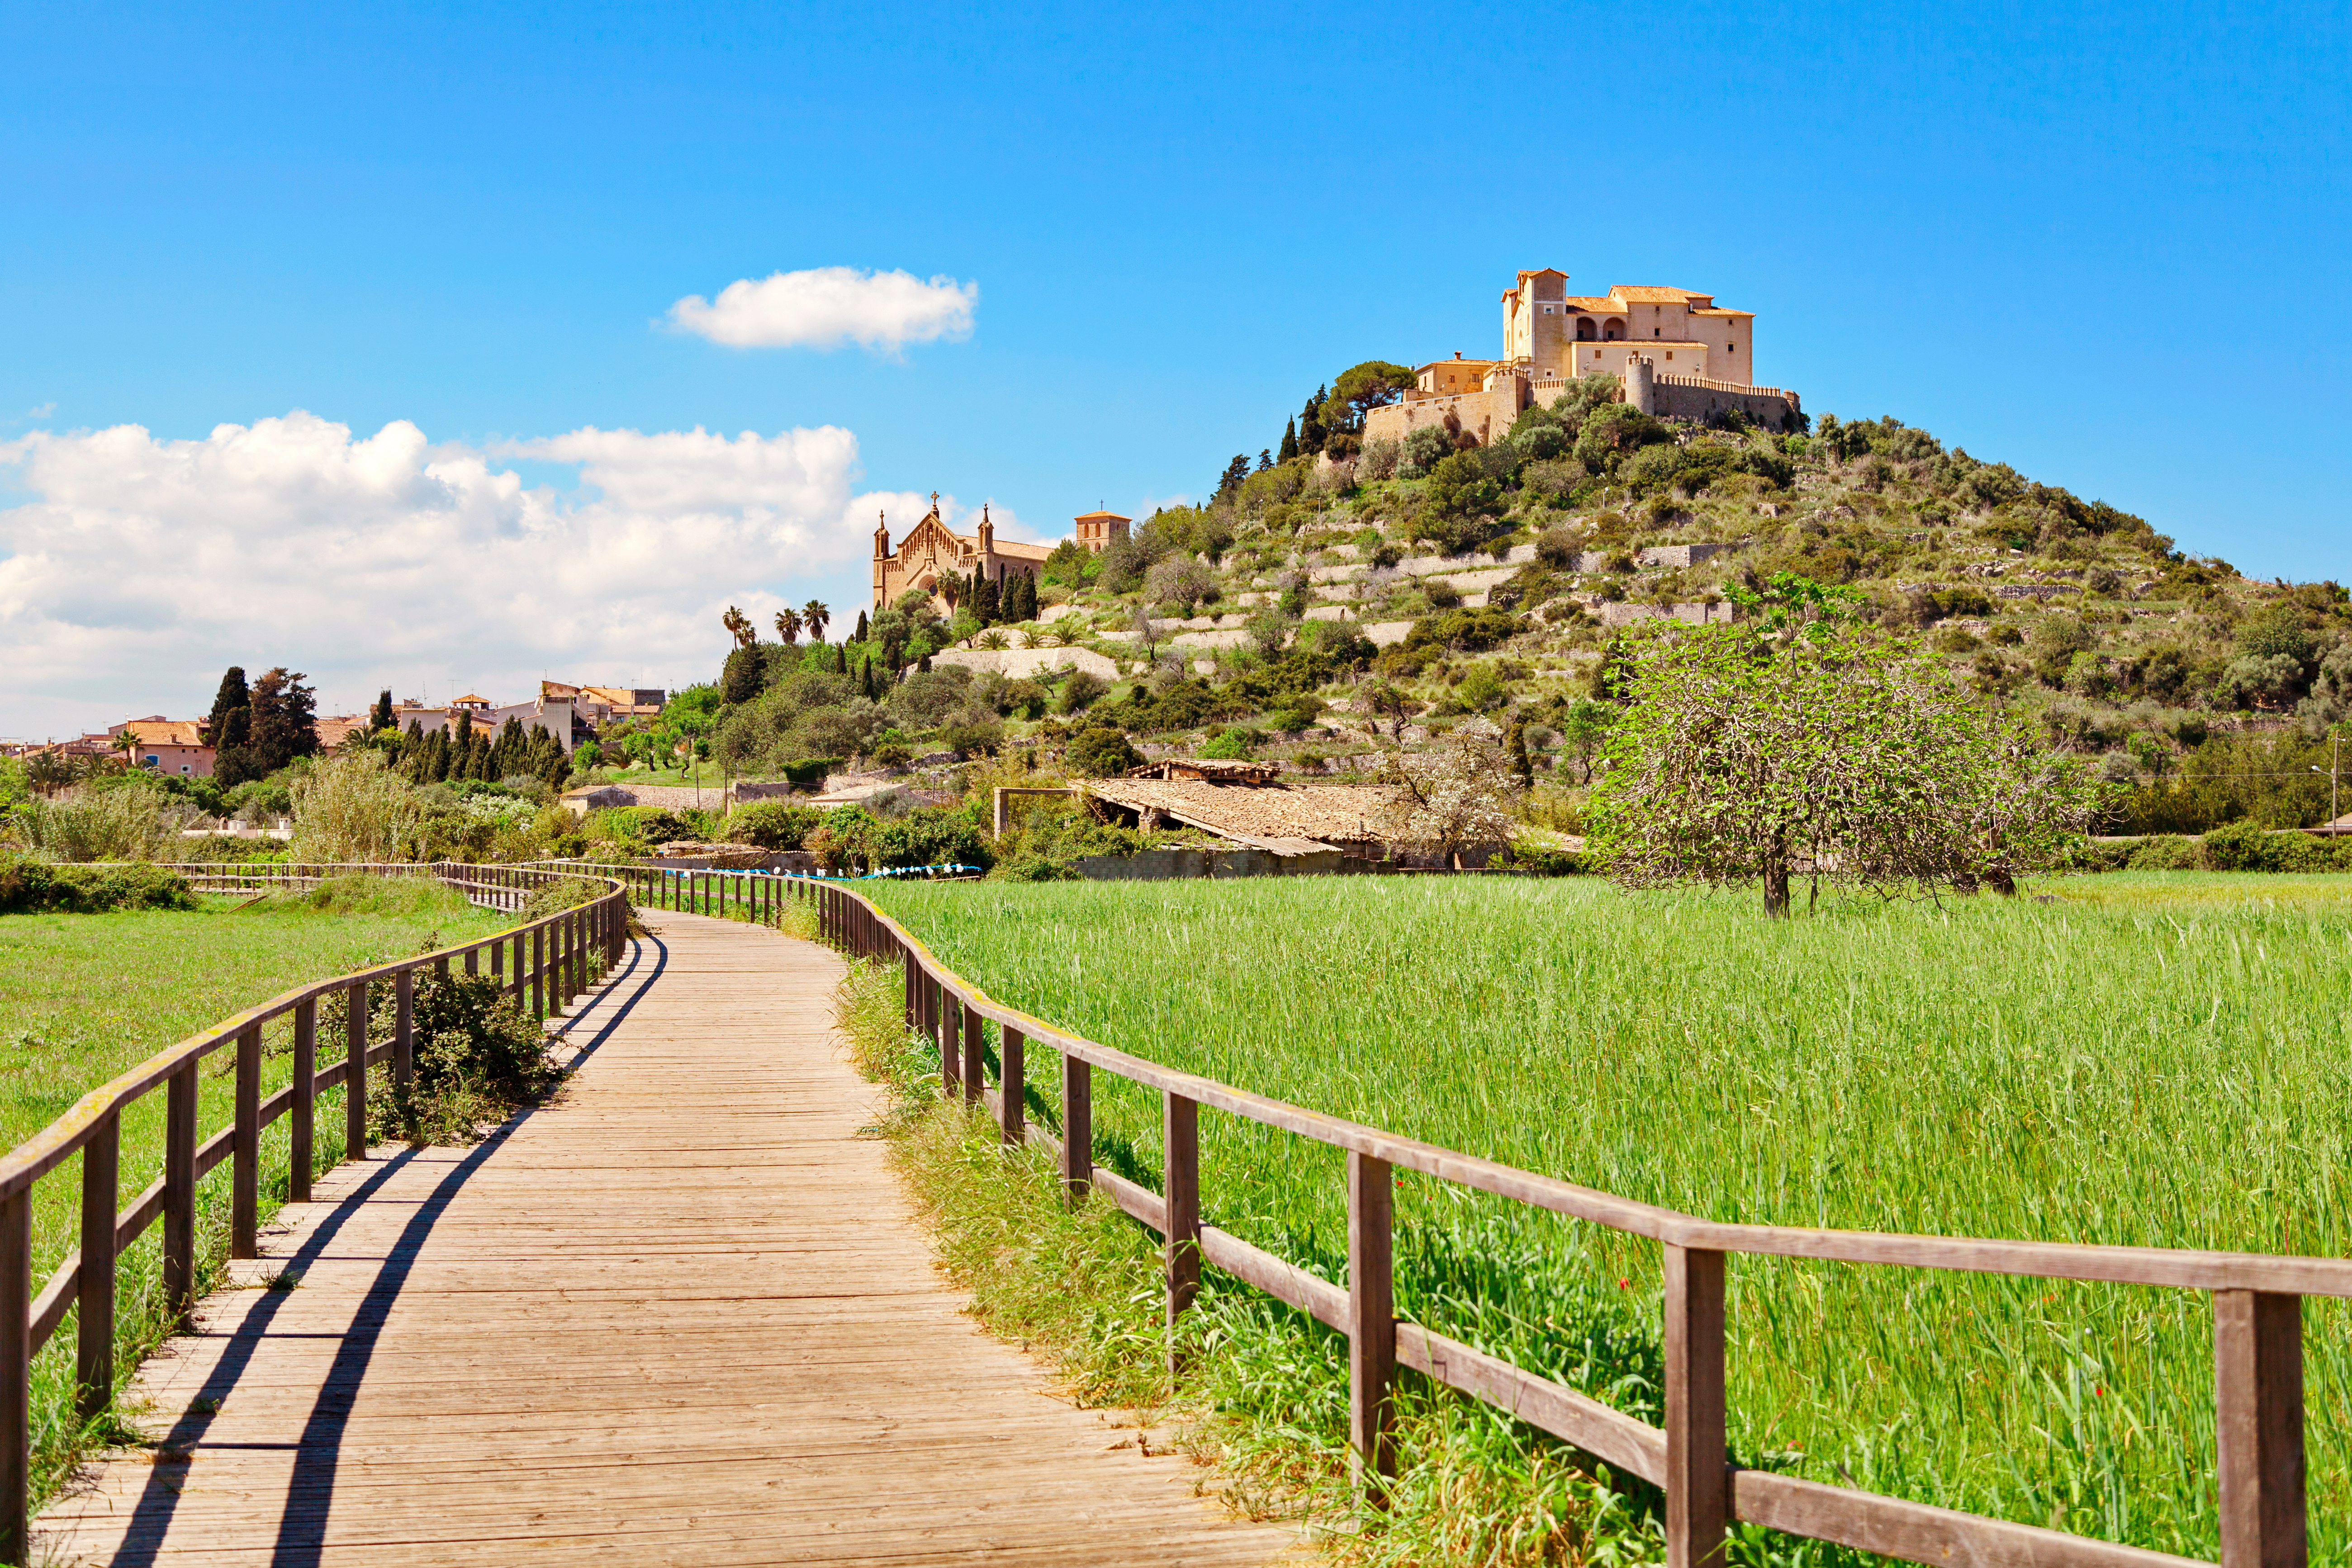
<box><xmin>36</xmin><ymin>912</ymin><xmax>1298</xmax><ymax>1566</ymax></box>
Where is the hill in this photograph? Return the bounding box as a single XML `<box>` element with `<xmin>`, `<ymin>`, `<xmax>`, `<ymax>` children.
<box><xmin>665</xmin><ymin>375</ymin><xmax>2352</xmax><ymax>848</ymax></box>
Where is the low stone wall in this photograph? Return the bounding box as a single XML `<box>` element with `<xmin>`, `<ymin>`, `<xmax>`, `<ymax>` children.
<box><xmin>931</xmin><ymin>646</ymin><xmax>1122</xmax><ymax>680</ymax></box>
<box><xmin>1595</xmin><ymin>601</ymin><xmax>1735</xmax><ymax>628</ymax></box>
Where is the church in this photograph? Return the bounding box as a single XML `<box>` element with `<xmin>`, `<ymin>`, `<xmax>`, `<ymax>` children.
<box><xmin>871</xmin><ymin>494</ymin><xmax>1053</xmax><ymax>615</ymax></box>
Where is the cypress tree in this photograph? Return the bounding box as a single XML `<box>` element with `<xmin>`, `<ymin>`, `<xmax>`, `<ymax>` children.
<box><xmin>834</xmin><ymin>643</ymin><xmax>847</xmax><ymax>674</ymax></box>
<box><xmin>204</xmin><ymin>667</ymin><xmax>250</xmax><ymax>747</ymax></box>
<box><xmin>1300</xmin><ymin>386</ymin><xmax>1328</xmax><ymax>455</ymax></box>
<box><xmin>918</xmin><ymin>652</ymin><xmax>931</xmax><ymax>674</ymax></box>
<box><xmin>862</xmin><ymin>657</ymin><xmax>877</xmax><ymax>701</ymax></box>
<box><xmin>370</xmin><ymin>690</ymin><xmax>394</xmax><ymax>732</ymax></box>
<box><xmin>1508</xmin><ymin>720</ymin><xmax>1534</xmax><ymax>788</ymax></box>
<box><xmin>854</xmin><ymin>609</ymin><xmax>869</xmax><ymax>643</ymax></box>
<box><xmin>1278</xmin><ymin>417</ymin><xmax>1299</xmax><ymax>464</ymax></box>
<box><xmin>973</xmin><ymin>575</ymin><xmax>1001</xmax><ymax>625</ymax></box>
<box><xmin>1005</xmin><ymin>570</ymin><xmax>1037</xmax><ymax>624</ymax></box>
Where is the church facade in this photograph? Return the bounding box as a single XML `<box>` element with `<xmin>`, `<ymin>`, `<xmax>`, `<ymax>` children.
<box><xmin>872</xmin><ymin>495</ymin><xmax>1053</xmax><ymax>615</ymax></box>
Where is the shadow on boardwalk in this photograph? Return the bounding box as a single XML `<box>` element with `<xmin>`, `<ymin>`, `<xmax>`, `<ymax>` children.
<box><xmin>38</xmin><ymin>913</ymin><xmax>1298</xmax><ymax>1567</ymax></box>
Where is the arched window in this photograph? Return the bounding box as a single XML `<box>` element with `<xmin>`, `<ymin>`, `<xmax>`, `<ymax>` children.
<box><xmin>1603</xmin><ymin>318</ymin><xmax>1626</xmax><ymax>341</ymax></box>
<box><xmin>1575</xmin><ymin>317</ymin><xmax>1597</xmax><ymax>341</ymax></box>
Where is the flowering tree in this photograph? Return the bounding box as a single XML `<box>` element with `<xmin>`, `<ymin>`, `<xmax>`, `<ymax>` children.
<box><xmin>1588</xmin><ymin>622</ymin><xmax>2097</xmax><ymax>915</ymax></box>
<box><xmin>1375</xmin><ymin>717</ymin><xmax>1522</xmax><ymax>866</ymax></box>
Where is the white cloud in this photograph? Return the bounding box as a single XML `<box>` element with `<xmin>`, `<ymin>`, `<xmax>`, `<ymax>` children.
<box><xmin>24</xmin><ymin>403</ymin><xmax>55</xmax><ymax>420</ymax></box>
<box><xmin>0</xmin><ymin>411</ymin><xmax>912</xmax><ymax>735</ymax></box>
<box><xmin>664</xmin><ymin>266</ymin><xmax>977</xmax><ymax>353</ymax></box>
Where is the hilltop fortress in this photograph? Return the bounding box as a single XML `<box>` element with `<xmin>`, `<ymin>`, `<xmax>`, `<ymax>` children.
<box><xmin>1364</xmin><ymin>269</ymin><xmax>1802</xmax><ymax>448</ymax></box>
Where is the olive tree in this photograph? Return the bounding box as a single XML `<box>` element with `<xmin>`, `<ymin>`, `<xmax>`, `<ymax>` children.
<box><xmin>1588</xmin><ymin>623</ymin><xmax>2097</xmax><ymax>915</ymax></box>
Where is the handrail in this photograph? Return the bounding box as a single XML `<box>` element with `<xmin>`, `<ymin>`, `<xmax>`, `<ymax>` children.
<box><xmin>662</xmin><ymin>867</ymin><xmax>2315</xmax><ymax>1568</ymax></box>
<box><xmin>0</xmin><ymin>860</ymin><xmax>631</xmax><ymax>1563</ymax></box>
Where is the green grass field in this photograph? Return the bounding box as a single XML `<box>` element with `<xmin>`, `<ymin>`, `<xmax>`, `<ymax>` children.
<box><xmin>868</xmin><ymin>872</ymin><xmax>2352</xmax><ymax>1562</ymax></box>
<box><xmin>0</xmin><ymin>880</ymin><xmax>511</xmax><ymax>1497</ymax></box>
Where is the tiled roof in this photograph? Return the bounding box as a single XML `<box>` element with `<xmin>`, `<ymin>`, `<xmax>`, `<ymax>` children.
<box><xmin>1085</xmin><ymin>778</ymin><xmax>1402</xmax><ymax>847</ymax></box>
<box><xmin>124</xmin><ymin>720</ymin><xmax>205</xmax><ymax>747</ymax></box>
<box><xmin>1560</xmin><ymin>296</ymin><xmax>1619</xmax><ymax>311</ymax></box>
<box><xmin>1072</xmin><ymin>510</ymin><xmax>1130</xmax><ymax>523</ymax></box>
<box><xmin>1611</xmin><ymin>285</ymin><xmax>1709</xmax><ymax>303</ymax></box>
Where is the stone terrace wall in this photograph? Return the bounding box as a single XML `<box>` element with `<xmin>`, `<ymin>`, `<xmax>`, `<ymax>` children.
<box><xmin>1650</xmin><ymin>374</ymin><xmax>1803</xmax><ymax>432</ymax></box>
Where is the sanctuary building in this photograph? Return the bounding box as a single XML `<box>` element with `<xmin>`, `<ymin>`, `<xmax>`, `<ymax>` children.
<box><xmin>1366</xmin><ymin>269</ymin><xmax>1802</xmax><ymax>446</ymax></box>
<box><xmin>872</xmin><ymin>494</ymin><xmax>1053</xmax><ymax>615</ymax></box>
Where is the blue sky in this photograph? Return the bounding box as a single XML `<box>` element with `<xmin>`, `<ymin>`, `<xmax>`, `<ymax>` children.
<box><xmin>3</xmin><ymin>1</ymin><xmax>2348</xmax><ymax>732</ymax></box>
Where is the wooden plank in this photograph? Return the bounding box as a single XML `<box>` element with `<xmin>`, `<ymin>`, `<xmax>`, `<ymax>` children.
<box><xmin>1000</xmin><ymin>1027</ymin><xmax>1025</xmax><ymax>1148</ymax></box>
<box><xmin>1061</xmin><ymin>1053</ymin><xmax>1091</xmax><ymax>1203</ymax></box>
<box><xmin>76</xmin><ymin>1110</ymin><xmax>116</xmax><ymax>1420</ymax></box>
<box><xmin>1665</xmin><ymin>1245</ymin><xmax>1728</xmax><ymax>1568</ymax></box>
<box><xmin>347</xmin><ymin>978</ymin><xmax>369</xmax><ymax>1162</ymax></box>
<box><xmin>163</xmin><ymin>1061</ymin><xmax>196</xmax><ymax>1310</ymax></box>
<box><xmin>1731</xmin><ymin>1467</ymin><xmax>2210</xmax><ymax>1568</ymax></box>
<box><xmin>1201</xmin><ymin>1225</ymin><xmax>1347</xmax><ymax>1331</ymax></box>
<box><xmin>2216</xmin><ymin>1291</ymin><xmax>2305</xmax><ymax>1568</ymax></box>
<box><xmin>1164</xmin><ymin>1092</ymin><xmax>1200</xmax><ymax>1378</ymax></box>
<box><xmin>1348</xmin><ymin>1150</ymin><xmax>1395</xmax><ymax>1488</ymax></box>
<box><xmin>0</xmin><ymin>1188</ymin><xmax>24</xmax><ymax>1564</ymax></box>
<box><xmin>1397</xmin><ymin>1322</ymin><xmax>1664</xmax><ymax>1483</ymax></box>
<box><xmin>291</xmin><ymin>996</ymin><xmax>316</xmax><ymax>1203</ymax></box>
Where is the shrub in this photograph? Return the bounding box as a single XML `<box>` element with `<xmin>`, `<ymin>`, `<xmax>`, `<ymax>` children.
<box><xmin>1398</xmin><ymin>426</ymin><xmax>1451</xmax><ymax>479</ymax></box>
<box><xmin>2199</xmin><ymin>820</ymin><xmax>2343</xmax><ymax>873</ymax></box>
<box><xmin>1068</xmin><ymin>725</ymin><xmax>1142</xmax><ymax>777</ymax></box>
<box><xmin>363</xmin><ymin>967</ymin><xmax>563</xmax><ymax>1145</ymax></box>
<box><xmin>726</xmin><ymin>801</ymin><xmax>823</xmax><ymax>849</ymax></box>
<box><xmin>289</xmin><ymin>753</ymin><xmax>428</xmax><ymax>862</ymax></box>
<box><xmin>1357</xmin><ymin>437</ymin><xmax>1400</xmax><ymax>482</ymax></box>
<box><xmin>1200</xmin><ymin>728</ymin><xmax>1253</xmax><ymax>760</ymax></box>
<box><xmin>0</xmin><ymin>854</ymin><xmax>197</xmax><ymax>914</ymax></box>
<box><xmin>12</xmin><ymin>782</ymin><xmax>182</xmax><ymax>862</ymax></box>
<box><xmin>1057</xmin><ymin>670</ymin><xmax>1110</xmax><ymax>715</ymax></box>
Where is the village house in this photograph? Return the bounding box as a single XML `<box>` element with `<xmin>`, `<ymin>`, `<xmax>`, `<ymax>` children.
<box><xmin>541</xmin><ymin>682</ymin><xmax>666</xmax><ymax>733</ymax></box>
<box><xmin>113</xmin><ymin>717</ymin><xmax>214</xmax><ymax>777</ymax></box>
<box><xmin>872</xmin><ymin>494</ymin><xmax>1053</xmax><ymax>614</ymax></box>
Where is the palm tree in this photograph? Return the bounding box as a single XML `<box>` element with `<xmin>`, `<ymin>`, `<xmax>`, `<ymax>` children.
<box><xmin>721</xmin><ymin>606</ymin><xmax>755</xmax><ymax>649</ymax></box>
<box><xmin>802</xmin><ymin>600</ymin><xmax>830</xmax><ymax>643</ymax></box>
<box><xmin>774</xmin><ymin>608</ymin><xmax>803</xmax><ymax>644</ymax></box>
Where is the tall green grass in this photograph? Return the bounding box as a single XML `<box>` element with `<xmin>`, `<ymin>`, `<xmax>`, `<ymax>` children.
<box><xmin>870</xmin><ymin>873</ymin><xmax>2352</xmax><ymax>1562</ymax></box>
<box><xmin>0</xmin><ymin>888</ymin><xmax>510</xmax><ymax>1500</ymax></box>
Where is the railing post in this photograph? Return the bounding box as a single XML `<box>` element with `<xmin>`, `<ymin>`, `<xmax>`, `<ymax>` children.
<box><xmin>531</xmin><ymin>924</ymin><xmax>546</xmax><ymax>1019</ymax></box>
<box><xmin>1347</xmin><ymin>1150</ymin><xmax>1397</xmax><ymax>1489</ymax></box>
<box><xmin>164</xmin><ymin>1061</ymin><xmax>197</xmax><ymax>1311</ymax></box>
<box><xmin>464</xmin><ymin>943</ymin><xmax>478</xmax><ymax>977</ymax></box>
<box><xmin>1664</xmin><ymin>1245</ymin><xmax>1729</xmax><ymax>1568</ymax></box>
<box><xmin>1163</xmin><ymin>1092</ymin><xmax>1200</xmax><ymax>1380</ymax></box>
<box><xmin>346</xmin><ymin>980</ymin><xmax>369</xmax><ymax>1160</ymax></box>
<box><xmin>962</xmin><ymin>1000</ymin><xmax>984</xmax><ymax>1107</ymax></box>
<box><xmin>77</xmin><ymin>1109</ymin><xmax>120</xmax><ymax>1422</ymax></box>
<box><xmin>232</xmin><ymin>1022</ymin><xmax>261</xmax><ymax>1259</ymax></box>
<box><xmin>394</xmin><ymin>968</ymin><xmax>416</xmax><ymax>1091</ymax></box>
<box><xmin>1061</xmin><ymin>1054</ymin><xmax>1091</xmax><ymax>1202</ymax></box>
<box><xmin>291</xmin><ymin>997</ymin><xmax>316</xmax><ymax>1202</ymax></box>
<box><xmin>936</xmin><ymin>976</ymin><xmax>957</xmax><ymax>1094</ymax></box>
<box><xmin>999</xmin><ymin>1027</ymin><xmax>1025</xmax><ymax>1147</ymax></box>
<box><xmin>2217</xmin><ymin>1291</ymin><xmax>2306</xmax><ymax>1568</ymax></box>
<box><xmin>0</xmin><ymin>1184</ymin><xmax>27</xmax><ymax>1565</ymax></box>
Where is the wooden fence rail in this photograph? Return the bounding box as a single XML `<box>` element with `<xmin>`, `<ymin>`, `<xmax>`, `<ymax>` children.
<box><xmin>0</xmin><ymin>860</ymin><xmax>630</xmax><ymax>1563</ymax></box>
<box><xmin>594</xmin><ymin>862</ymin><xmax>2331</xmax><ymax>1568</ymax></box>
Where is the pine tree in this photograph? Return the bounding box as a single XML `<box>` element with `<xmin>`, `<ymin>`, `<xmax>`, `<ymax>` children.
<box><xmin>1217</xmin><ymin>454</ymin><xmax>1249</xmax><ymax>497</ymax></box>
<box><xmin>247</xmin><ymin>667</ymin><xmax>319</xmax><ymax>772</ymax></box>
<box><xmin>1278</xmin><ymin>417</ymin><xmax>1299</xmax><ymax>464</ymax></box>
<box><xmin>1256</xmin><ymin>449</ymin><xmax>1273</xmax><ymax>472</ymax></box>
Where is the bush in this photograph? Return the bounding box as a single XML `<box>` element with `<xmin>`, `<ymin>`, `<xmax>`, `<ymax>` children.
<box><xmin>363</xmin><ymin>967</ymin><xmax>563</xmax><ymax>1145</ymax></box>
<box><xmin>1068</xmin><ymin>725</ymin><xmax>1142</xmax><ymax>777</ymax></box>
<box><xmin>1057</xmin><ymin>670</ymin><xmax>1109</xmax><ymax>715</ymax></box>
<box><xmin>1200</xmin><ymin>728</ymin><xmax>1253</xmax><ymax>760</ymax></box>
<box><xmin>726</xmin><ymin>801</ymin><xmax>823</xmax><ymax>849</ymax></box>
<box><xmin>289</xmin><ymin>753</ymin><xmax>428</xmax><ymax>862</ymax></box>
<box><xmin>1398</xmin><ymin>426</ymin><xmax>1451</xmax><ymax>479</ymax></box>
<box><xmin>0</xmin><ymin>854</ymin><xmax>197</xmax><ymax>913</ymax></box>
<box><xmin>12</xmin><ymin>782</ymin><xmax>182</xmax><ymax>862</ymax></box>
<box><xmin>1357</xmin><ymin>437</ymin><xmax>1400</xmax><ymax>482</ymax></box>
<box><xmin>2199</xmin><ymin>820</ymin><xmax>2344</xmax><ymax>873</ymax></box>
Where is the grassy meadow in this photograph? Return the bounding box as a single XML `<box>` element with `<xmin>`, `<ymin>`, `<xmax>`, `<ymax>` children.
<box><xmin>867</xmin><ymin>872</ymin><xmax>2352</xmax><ymax>1562</ymax></box>
<box><xmin>0</xmin><ymin>877</ymin><xmax>511</xmax><ymax>1497</ymax></box>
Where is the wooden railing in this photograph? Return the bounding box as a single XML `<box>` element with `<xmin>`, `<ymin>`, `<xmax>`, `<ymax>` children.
<box><xmin>757</xmin><ymin>874</ymin><xmax>2324</xmax><ymax>1568</ymax></box>
<box><xmin>0</xmin><ymin>861</ymin><xmax>630</xmax><ymax>1562</ymax></box>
